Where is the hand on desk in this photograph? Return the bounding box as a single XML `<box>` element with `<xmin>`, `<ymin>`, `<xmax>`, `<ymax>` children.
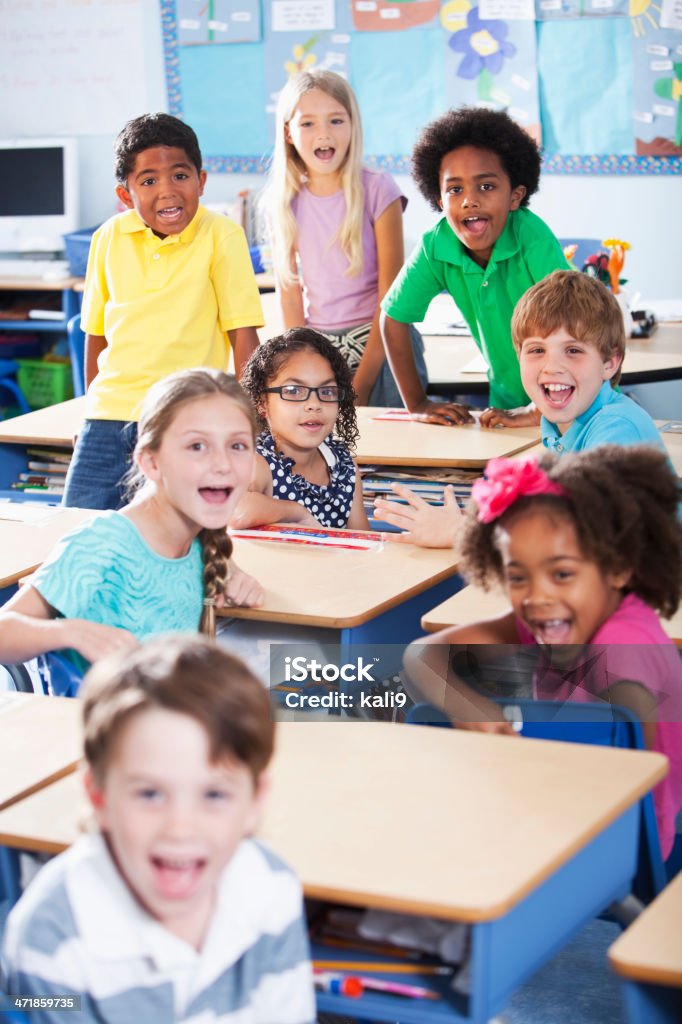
<box><xmin>220</xmin><ymin>560</ymin><xmax>264</xmax><ymax>608</ymax></box>
<box><xmin>375</xmin><ymin>483</ymin><xmax>463</xmax><ymax>549</ymax></box>
<box><xmin>410</xmin><ymin>399</ymin><xmax>474</xmax><ymax>426</ymax></box>
<box><xmin>479</xmin><ymin>404</ymin><xmax>540</xmax><ymax>429</ymax></box>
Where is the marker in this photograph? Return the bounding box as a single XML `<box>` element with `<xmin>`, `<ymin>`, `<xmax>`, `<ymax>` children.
<box><xmin>313</xmin><ymin>972</ymin><xmax>363</xmax><ymax>997</ymax></box>
<box><xmin>356</xmin><ymin>975</ymin><xmax>440</xmax><ymax>1000</ymax></box>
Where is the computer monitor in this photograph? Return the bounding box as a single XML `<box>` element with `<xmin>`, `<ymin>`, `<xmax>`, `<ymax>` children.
<box><xmin>0</xmin><ymin>138</ymin><xmax>79</xmax><ymax>254</ymax></box>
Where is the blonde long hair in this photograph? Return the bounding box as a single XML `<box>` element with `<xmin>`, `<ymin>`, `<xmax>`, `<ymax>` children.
<box><xmin>262</xmin><ymin>70</ymin><xmax>365</xmax><ymax>288</ymax></box>
<box><xmin>129</xmin><ymin>369</ymin><xmax>257</xmax><ymax>637</ymax></box>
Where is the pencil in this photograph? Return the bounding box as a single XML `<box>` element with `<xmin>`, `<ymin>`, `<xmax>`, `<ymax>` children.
<box><xmin>313</xmin><ymin>960</ymin><xmax>452</xmax><ymax>975</ymax></box>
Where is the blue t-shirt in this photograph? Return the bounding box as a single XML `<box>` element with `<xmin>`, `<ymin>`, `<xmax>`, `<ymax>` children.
<box><xmin>31</xmin><ymin>511</ymin><xmax>204</xmax><ymax>650</ymax></box>
<box><xmin>541</xmin><ymin>382</ymin><xmax>664</xmax><ymax>454</ymax></box>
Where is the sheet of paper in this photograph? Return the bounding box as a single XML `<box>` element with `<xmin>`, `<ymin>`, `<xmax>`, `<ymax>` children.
<box><xmin>461</xmin><ymin>354</ymin><xmax>488</xmax><ymax>374</ymax></box>
<box><xmin>479</xmin><ymin>0</ymin><xmax>535</xmax><ymax>19</ymax></box>
<box><xmin>272</xmin><ymin>0</ymin><xmax>335</xmax><ymax>31</ymax></box>
<box><xmin>0</xmin><ymin>502</ymin><xmax>59</xmax><ymax>524</ymax></box>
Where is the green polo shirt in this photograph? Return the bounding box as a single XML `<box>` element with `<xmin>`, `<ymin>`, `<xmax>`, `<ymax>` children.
<box><xmin>382</xmin><ymin>208</ymin><xmax>570</xmax><ymax>409</ymax></box>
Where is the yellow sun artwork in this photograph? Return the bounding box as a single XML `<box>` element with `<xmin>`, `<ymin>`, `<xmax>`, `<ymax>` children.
<box><xmin>629</xmin><ymin>0</ymin><xmax>661</xmax><ymax>38</ymax></box>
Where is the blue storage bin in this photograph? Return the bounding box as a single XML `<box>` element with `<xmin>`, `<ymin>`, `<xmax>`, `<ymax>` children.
<box><xmin>63</xmin><ymin>226</ymin><xmax>99</xmax><ymax>277</ymax></box>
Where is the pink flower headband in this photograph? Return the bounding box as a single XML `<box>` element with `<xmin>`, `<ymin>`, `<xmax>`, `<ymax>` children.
<box><xmin>472</xmin><ymin>456</ymin><xmax>568</xmax><ymax>524</ymax></box>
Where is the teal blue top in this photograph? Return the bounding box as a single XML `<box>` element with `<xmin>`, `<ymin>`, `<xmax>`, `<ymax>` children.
<box><xmin>541</xmin><ymin>381</ymin><xmax>664</xmax><ymax>454</ymax></box>
<box><xmin>31</xmin><ymin>511</ymin><xmax>204</xmax><ymax>670</ymax></box>
<box><xmin>382</xmin><ymin>207</ymin><xmax>569</xmax><ymax>409</ymax></box>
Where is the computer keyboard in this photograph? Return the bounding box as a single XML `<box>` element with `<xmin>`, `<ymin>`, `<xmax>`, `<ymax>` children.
<box><xmin>0</xmin><ymin>258</ymin><xmax>71</xmax><ymax>280</ymax></box>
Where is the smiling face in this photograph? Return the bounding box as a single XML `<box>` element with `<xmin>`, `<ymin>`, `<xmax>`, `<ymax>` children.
<box><xmin>519</xmin><ymin>327</ymin><xmax>620</xmax><ymax>434</ymax></box>
<box><xmin>263</xmin><ymin>348</ymin><xmax>340</xmax><ymax>457</ymax></box>
<box><xmin>87</xmin><ymin>707</ymin><xmax>266</xmax><ymax>947</ymax></box>
<box><xmin>138</xmin><ymin>393</ymin><xmax>255</xmax><ymax>537</ymax></box>
<box><xmin>115</xmin><ymin>145</ymin><xmax>207</xmax><ymax>239</ymax></box>
<box><xmin>438</xmin><ymin>146</ymin><xmax>526</xmax><ymax>267</ymax></box>
<box><xmin>285</xmin><ymin>88</ymin><xmax>352</xmax><ymax>192</ymax></box>
<box><xmin>497</xmin><ymin>507</ymin><xmax>629</xmax><ymax>648</ymax></box>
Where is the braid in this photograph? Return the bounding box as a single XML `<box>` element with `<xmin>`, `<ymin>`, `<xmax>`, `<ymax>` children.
<box><xmin>199</xmin><ymin>528</ymin><xmax>234</xmax><ymax>636</ymax></box>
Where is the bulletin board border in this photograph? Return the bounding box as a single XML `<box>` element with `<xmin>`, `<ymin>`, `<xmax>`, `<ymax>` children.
<box><xmin>160</xmin><ymin>0</ymin><xmax>681</xmax><ymax>177</ymax></box>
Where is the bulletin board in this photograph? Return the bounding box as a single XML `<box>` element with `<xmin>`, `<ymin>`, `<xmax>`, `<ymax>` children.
<box><xmin>161</xmin><ymin>0</ymin><xmax>682</xmax><ymax>174</ymax></box>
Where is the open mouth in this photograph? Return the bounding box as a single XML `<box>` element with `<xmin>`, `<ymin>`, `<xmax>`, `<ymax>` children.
<box><xmin>540</xmin><ymin>382</ymin><xmax>575</xmax><ymax>408</ymax></box>
<box><xmin>199</xmin><ymin>486</ymin><xmax>233</xmax><ymax>504</ymax></box>
<box><xmin>461</xmin><ymin>216</ymin><xmax>489</xmax><ymax>237</ymax></box>
<box><xmin>314</xmin><ymin>147</ymin><xmax>335</xmax><ymax>161</ymax></box>
<box><xmin>156</xmin><ymin>206</ymin><xmax>183</xmax><ymax>221</ymax></box>
<box><xmin>299</xmin><ymin>420</ymin><xmax>324</xmax><ymax>432</ymax></box>
<box><xmin>150</xmin><ymin>855</ymin><xmax>206</xmax><ymax>898</ymax></box>
<box><xmin>529</xmin><ymin>618</ymin><xmax>572</xmax><ymax>645</ymax></box>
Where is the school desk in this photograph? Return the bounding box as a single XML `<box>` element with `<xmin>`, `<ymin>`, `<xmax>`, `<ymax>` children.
<box><xmin>0</xmin><ymin>721</ymin><xmax>667</xmax><ymax>1023</ymax></box>
<box><xmin>355</xmin><ymin>407</ymin><xmax>540</xmax><ymax>467</ymax></box>
<box><xmin>0</xmin><ymin>506</ymin><xmax>93</xmax><ymax>601</ymax></box>
<box><xmin>0</xmin><ymin>693</ymin><xmax>81</xmax><ymax>812</ymax></box>
<box><xmin>424</xmin><ymin>323</ymin><xmax>682</xmax><ymax>396</ymax></box>
<box><xmin>419</xmin><ymin>583</ymin><xmax>682</xmax><ymax>645</ymax></box>
<box><xmin>221</xmin><ymin>535</ymin><xmax>459</xmax><ymax>681</ymax></box>
<box><xmin>608</xmin><ymin>871</ymin><xmax>682</xmax><ymax>1024</ymax></box>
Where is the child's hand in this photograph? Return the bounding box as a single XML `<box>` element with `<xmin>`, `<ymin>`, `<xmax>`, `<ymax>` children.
<box><xmin>63</xmin><ymin>620</ymin><xmax>139</xmax><ymax>662</ymax></box>
<box><xmin>479</xmin><ymin>405</ymin><xmax>541</xmax><ymax>429</ymax></box>
<box><xmin>410</xmin><ymin>399</ymin><xmax>474</xmax><ymax>426</ymax></box>
<box><xmin>375</xmin><ymin>484</ymin><xmax>462</xmax><ymax>549</ymax></box>
<box><xmin>221</xmin><ymin>562</ymin><xmax>264</xmax><ymax>608</ymax></box>
<box><xmin>456</xmin><ymin>720</ymin><xmax>519</xmax><ymax>736</ymax></box>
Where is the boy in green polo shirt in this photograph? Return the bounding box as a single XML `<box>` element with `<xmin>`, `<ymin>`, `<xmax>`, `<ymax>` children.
<box><xmin>380</xmin><ymin>107</ymin><xmax>569</xmax><ymax>425</ymax></box>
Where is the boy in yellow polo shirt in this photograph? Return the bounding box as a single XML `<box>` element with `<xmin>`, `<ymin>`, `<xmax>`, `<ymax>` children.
<box><xmin>63</xmin><ymin>113</ymin><xmax>263</xmax><ymax>509</ymax></box>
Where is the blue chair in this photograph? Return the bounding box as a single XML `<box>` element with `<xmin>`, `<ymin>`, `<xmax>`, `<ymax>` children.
<box><xmin>0</xmin><ymin>359</ymin><xmax>30</xmax><ymax>419</ymax></box>
<box><xmin>66</xmin><ymin>314</ymin><xmax>85</xmax><ymax>397</ymax></box>
<box><xmin>407</xmin><ymin>698</ymin><xmax>667</xmax><ymax>908</ymax></box>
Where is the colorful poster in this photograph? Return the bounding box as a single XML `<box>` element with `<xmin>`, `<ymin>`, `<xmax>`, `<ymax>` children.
<box><xmin>633</xmin><ymin>26</ymin><xmax>682</xmax><ymax>153</ymax></box>
<box><xmin>351</xmin><ymin>0</ymin><xmax>441</xmax><ymax>32</ymax></box>
<box><xmin>443</xmin><ymin>4</ymin><xmax>541</xmax><ymax>142</ymax></box>
<box><xmin>177</xmin><ymin>0</ymin><xmax>262</xmax><ymax>44</ymax></box>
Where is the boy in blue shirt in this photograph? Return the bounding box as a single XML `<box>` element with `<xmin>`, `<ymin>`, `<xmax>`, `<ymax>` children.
<box><xmin>381</xmin><ymin>107</ymin><xmax>568</xmax><ymax>425</ymax></box>
<box><xmin>63</xmin><ymin>113</ymin><xmax>263</xmax><ymax>510</ymax></box>
<box><xmin>376</xmin><ymin>272</ymin><xmax>664</xmax><ymax>546</ymax></box>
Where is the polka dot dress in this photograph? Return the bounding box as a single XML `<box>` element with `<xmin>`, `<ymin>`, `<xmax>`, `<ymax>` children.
<box><xmin>257</xmin><ymin>432</ymin><xmax>356</xmax><ymax>528</ymax></box>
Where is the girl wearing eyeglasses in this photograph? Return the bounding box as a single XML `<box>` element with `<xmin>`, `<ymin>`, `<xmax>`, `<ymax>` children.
<box><xmin>236</xmin><ymin>328</ymin><xmax>369</xmax><ymax>530</ymax></box>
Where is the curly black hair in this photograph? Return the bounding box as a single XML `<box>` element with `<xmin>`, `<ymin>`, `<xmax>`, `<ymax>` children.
<box><xmin>412</xmin><ymin>107</ymin><xmax>541</xmax><ymax>212</ymax></box>
<box><xmin>240</xmin><ymin>328</ymin><xmax>360</xmax><ymax>450</ymax></box>
<box><xmin>114</xmin><ymin>113</ymin><xmax>202</xmax><ymax>184</ymax></box>
<box><xmin>461</xmin><ymin>445</ymin><xmax>682</xmax><ymax>619</ymax></box>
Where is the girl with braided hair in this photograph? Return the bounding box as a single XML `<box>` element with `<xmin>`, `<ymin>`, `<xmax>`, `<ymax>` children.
<box><xmin>0</xmin><ymin>368</ymin><xmax>262</xmax><ymax>679</ymax></box>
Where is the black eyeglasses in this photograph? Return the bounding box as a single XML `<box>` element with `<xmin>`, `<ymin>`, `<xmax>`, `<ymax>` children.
<box><xmin>263</xmin><ymin>385</ymin><xmax>344</xmax><ymax>403</ymax></box>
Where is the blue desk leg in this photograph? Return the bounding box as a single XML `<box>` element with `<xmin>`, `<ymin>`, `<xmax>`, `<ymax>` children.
<box><xmin>0</xmin><ymin>846</ymin><xmax>22</xmax><ymax>908</ymax></box>
<box><xmin>621</xmin><ymin>981</ymin><xmax>682</xmax><ymax>1024</ymax></box>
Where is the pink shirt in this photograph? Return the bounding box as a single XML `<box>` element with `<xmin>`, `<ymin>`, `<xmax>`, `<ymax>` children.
<box><xmin>291</xmin><ymin>168</ymin><xmax>404</xmax><ymax>331</ymax></box>
<box><xmin>516</xmin><ymin>594</ymin><xmax>682</xmax><ymax>860</ymax></box>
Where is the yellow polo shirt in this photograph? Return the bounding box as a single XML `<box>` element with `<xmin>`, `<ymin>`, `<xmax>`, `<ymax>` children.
<box><xmin>81</xmin><ymin>206</ymin><xmax>264</xmax><ymax>421</ymax></box>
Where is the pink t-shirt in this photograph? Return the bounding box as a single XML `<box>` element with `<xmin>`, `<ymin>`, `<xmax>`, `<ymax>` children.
<box><xmin>291</xmin><ymin>168</ymin><xmax>405</xmax><ymax>331</ymax></box>
<box><xmin>516</xmin><ymin>594</ymin><xmax>682</xmax><ymax>860</ymax></box>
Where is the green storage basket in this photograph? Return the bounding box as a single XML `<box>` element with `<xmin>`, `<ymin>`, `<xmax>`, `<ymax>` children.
<box><xmin>17</xmin><ymin>358</ymin><xmax>74</xmax><ymax>409</ymax></box>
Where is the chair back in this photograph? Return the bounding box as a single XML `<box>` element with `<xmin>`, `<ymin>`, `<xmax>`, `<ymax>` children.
<box><xmin>66</xmin><ymin>314</ymin><xmax>85</xmax><ymax>397</ymax></box>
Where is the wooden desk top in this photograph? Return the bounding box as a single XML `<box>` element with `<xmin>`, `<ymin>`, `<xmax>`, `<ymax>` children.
<box><xmin>608</xmin><ymin>871</ymin><xmax>682</xmax><ymax>987</ymax></box>
<box><xmin>420</xmin><ymin>584</ymin><xmax>682</xmax><ymax>645</ymax></box>
<box><xmin>0</xmin><ymin>276</ymin><xmax>80</xmax><ymax>292</ymax></box>
<box><xmin>0</xmin><ymin>694</ymin><xmax>82</xmax><ymax>812</ymax></box>
<box><xmin>424</xmin><ymin>323</ymin><xmax>682</xmax><ymax>389</ymax></box>
<box><xmin>355</xmin><ymin>407</ymin><xmax>540</xmax><ymax>467</ymax></box>
<box><xmin>0</xmin><ymin>396</ymin><xmax>84</xmax><ymax>447</ymax></box>
<box><xmin>0</xmin><ymin>506</ymin><xmax>93</xmax><ymax>588</ymax></box>
<box><xmin>0</xmin><ymin>721</ymin><xmax>666</xmax><ymax>922</ymax></box>
<box><xmin>222</xmin><ymin>536</ymin><xmax>458</xmax><ymax>627</ymax></box>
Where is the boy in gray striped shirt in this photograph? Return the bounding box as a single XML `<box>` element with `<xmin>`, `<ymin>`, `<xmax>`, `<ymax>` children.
<box><xmin>1</xmin><ymin>637</ymin><xmax>315</xmax><ymax>1024</ymax></box>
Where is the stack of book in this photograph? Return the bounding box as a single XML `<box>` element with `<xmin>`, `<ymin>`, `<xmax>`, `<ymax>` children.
<box><xmin>11</xmin><ymin>446</ymin><xmax>71</xmax><ymax>496</ymax></box>
<box><xmin>361</xmin><ymin>467</ymin><xmax>479</xmax><ymax>520</ymax></box>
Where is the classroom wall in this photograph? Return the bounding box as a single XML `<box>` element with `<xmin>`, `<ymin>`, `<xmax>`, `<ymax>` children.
<box><xmin>5</xmin><ymin>2</ymin><xmax>680</xmax><ymax>301</ymax></box>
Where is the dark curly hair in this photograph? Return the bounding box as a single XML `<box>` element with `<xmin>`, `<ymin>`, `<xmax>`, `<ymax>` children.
<box><xmin>114</xmin><ymin>113</ymin><xmax>202</xmax><ymax>184</ymax></box>
<box><xmin>460</xmin><ymin>445</ymin><xmax>682</xmax><ymax>619</ymax></box>
<box><xmin>412</xmin><ymin>107</ymin><xmax>541</xmax><ymax>212</ymax></box>
<box><xmin>240</xmin><ymin>328</ymin><xmax>360</xmax><ymax>450</ymax></box>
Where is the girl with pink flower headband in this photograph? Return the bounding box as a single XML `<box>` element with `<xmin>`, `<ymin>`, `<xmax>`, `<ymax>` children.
<box><xmin>405</xmin><ymin>444</ymin><xmax>682</xmax><ymax>861</ymax></box>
